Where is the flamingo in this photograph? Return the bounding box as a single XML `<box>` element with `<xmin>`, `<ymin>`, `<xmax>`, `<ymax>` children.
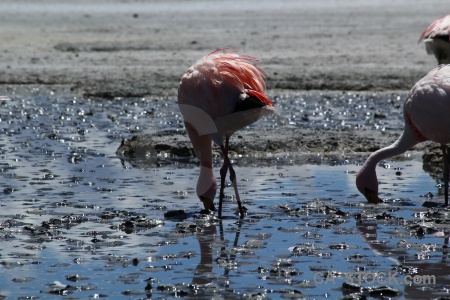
<box><xmin>418</xmin><ymin>15</ymin><xmax>450</xmax><ymax>64</ymax></box>
<box><xmin>356</xmin><ymin>65</ymin><xmax>450</xmax><ymax>206</ymax></box>
<box><xmin>178</xmin><ymin>49</ymin><xmax>275</xmax><ymax>218</ymax></box>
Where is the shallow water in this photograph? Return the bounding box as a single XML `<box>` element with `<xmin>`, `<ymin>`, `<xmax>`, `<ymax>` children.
<box><xmin>1</xmin><ymin>87</ymin><xmax>449</xmax><ymax>299</ymax></box>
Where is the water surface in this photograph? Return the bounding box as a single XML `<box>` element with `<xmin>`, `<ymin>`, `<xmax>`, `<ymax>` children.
<box><xmin>0</xmin><ymin>87</ymin><xmax>449</xmax><ymax>299</ymax></box>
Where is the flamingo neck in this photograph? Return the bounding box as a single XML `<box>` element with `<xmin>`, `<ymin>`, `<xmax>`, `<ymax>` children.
<box><xmin>356</xmin><ymin>121</ymin><xmax>424</xmax><ymax>196</ymax></box>
<box><xmin>194</xmin><ymin>140</ymin><xmax>216</xmax><ymax>199</ymax></box>
<box><xmin>197</xmin><ymin>163</ymin><xmax>217</xmax><ymax>200</ymax></box>
<box><xmin>364</xmin><ymin>126</ymin><xmax>422</xmax><ymax>170</ymax></box>
<box><xmin>183</xmin><ymin>121</ymin><xmax>217</xmax><ymax>200</ymax></box>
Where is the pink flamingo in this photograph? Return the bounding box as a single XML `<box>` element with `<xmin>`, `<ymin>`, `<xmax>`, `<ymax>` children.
<box><xmin>356</xmin><ymin>65</ymin><xmax>450</xmax><ymax>206</ymax></box>
<box><xmin>178</xmin><ymin>49</ymin><xmax>275</xmax><ymax>218</ymax></box>
<box><xmin>418</xmin><ymin>15</ymin><xmax>450</xmax><ymax>64</ymax></box>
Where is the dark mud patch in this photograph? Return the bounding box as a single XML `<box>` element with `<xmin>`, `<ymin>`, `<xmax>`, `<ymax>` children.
<box><xmin>422</xmin><ymin>144</ymin><xmax>447</xmax><ymax>182</ymax></box>
<box><xmin>116</xmin><ymin>127</ymin><xmax>436</xmax><ymax>166</ymax></box>
<box><xmin>116</xmin><ymin>130</ymin><xmax>193</xmax><ymax>161</ymax></box>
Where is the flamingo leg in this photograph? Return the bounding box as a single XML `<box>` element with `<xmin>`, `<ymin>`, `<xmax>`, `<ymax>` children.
<box><xmin>219</xmin><ymin>137</ymin><xmax>245</xmax><ymax>218</ymax></box>
<box><xmin>227</xmin><ymin>158</ymin><xmax>245</xmax><ymax>218</ymax></box>
<box><xmin>443</xmin><ymin>145</ymin><xmax>450</xmax><ymax>207</ymax></box>
<box><xmin>218</xmin><ymin>154</ymin><xmax>228</xmax><ymax>219</ymax></box>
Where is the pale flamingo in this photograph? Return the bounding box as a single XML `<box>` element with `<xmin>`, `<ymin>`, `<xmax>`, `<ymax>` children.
<box><xmin>178</xmin><ymin>49</ymin><xmax>275</xmax><ymax>218</ymax></box>
<box><xmin>418</xmin><ymin>15</ymin><xmax>450</xmax><ymax>64</ymax></box>
<box><xmin>356</xmin><ymin>65</ymin><xmax>450</xmax><ymax>206</ymax></box>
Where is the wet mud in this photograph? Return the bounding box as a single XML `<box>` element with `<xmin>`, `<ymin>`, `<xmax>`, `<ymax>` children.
<box><xmin>1</xmin><ymin>86</ymin><xmax>449</xmax><ymax>299</ymax></box>
<box><xmin>2</xmin><ymin>0</ymin><xmax>450</xmax><ymax>298</ymax></box>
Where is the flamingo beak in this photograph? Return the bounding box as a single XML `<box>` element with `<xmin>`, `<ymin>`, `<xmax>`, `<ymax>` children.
<box><xmin>363</xmin><ymin>189</ymin><xmax>383</xmax><ymax>204</ymax></box>
<box><xmin>199</xmin><ymin>196</ymin><xmax>216</xmax><ymax>211</ymax></box>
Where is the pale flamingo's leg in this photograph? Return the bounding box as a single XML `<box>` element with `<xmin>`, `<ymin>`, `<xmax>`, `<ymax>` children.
<box><xmin>221</xmin><ymin>136</ymin><xmax>245</xmax><ymax>218</ymax></box>
<box><xmin>442</xmin><ymin>145</ymin><xmax>449</xmax><ymax>207</ymax></box>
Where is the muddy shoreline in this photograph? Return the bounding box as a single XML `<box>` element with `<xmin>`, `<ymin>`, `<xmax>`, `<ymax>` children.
<box><xmin>115</xmin><ymin>122</ymin><xmax>440</xmax><ymax>172</ymax></box>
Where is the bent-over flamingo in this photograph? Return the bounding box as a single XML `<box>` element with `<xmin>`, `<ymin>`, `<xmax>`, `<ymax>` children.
<box><xmin>178</xmin><ymin>49</ymin><xmax>275</xmax><ymax>218</ymax></box>
<box><xmin>356</xmin><ymin>65</ymin><xmax>450</xmax><ymax>206</ymax></box>
<box><xmin>418</xmin><ymin>15</ymin><xmax>450</xmax><ymax>64</ymax></box>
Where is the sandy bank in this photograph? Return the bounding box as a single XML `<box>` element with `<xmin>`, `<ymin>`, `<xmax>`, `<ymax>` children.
<box><xmin>0</xmin><ymin>0</ymin><xmax>445</xmax><ymax>97</ymax></box>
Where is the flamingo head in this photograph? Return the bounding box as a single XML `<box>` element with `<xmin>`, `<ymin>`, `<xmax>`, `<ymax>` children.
<box><xmin>198</xmin><ymin>188</ymin><xmax>217</xmax><ymax>211</ymax></box>
<box><xmin>197</xmin><ymin>166</ymin><xmax>217</xmax><ymax>211</ymax></box>
<box><xmin>355</xmin><ymin>166</ymin><xmax>383</xmax><ymax>204</ymax></box>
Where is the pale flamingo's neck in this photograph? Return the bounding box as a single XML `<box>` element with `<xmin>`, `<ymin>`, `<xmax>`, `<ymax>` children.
<box><xmin>183</xmin><ymin>122</ymin><xmax>217</xmax><ymax>201</ymax></box>
<box><xmin>370</xmin><ymin>124</ymin><xmax>423</xmax><ymax>167</ymax></box>
<box><xmin>357</xmin><ymin>124</ymin><xmax>423</xmax><ymax>194</ymax></box>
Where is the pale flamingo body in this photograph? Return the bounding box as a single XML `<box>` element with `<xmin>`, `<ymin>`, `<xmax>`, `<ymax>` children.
<box><xmin>178</xmin><ymin>49</ymin><xmax>274</xmax><ymax>218</ymax></box>
<box><xmin>418</xmin><ymin>15</ymin><xmax>450</xmax><ymax>64</ymax></box>
<box><xmin>356</xmin><ymin>65</ymin><xmax>450</xmax><ymax>205</ymax></box>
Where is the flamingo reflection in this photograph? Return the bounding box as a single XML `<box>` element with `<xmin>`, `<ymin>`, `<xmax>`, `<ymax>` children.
<box><xmin>357</xmin><ymin>216</ymin><xmax>450</xmax><ymax>299</ymax></box>
<box><xmin>191</xmin><ymin>220</ymin><xmax>242</xmax><ymax>298</ymax></box>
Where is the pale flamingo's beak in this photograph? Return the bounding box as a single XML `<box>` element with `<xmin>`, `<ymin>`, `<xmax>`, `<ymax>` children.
<box><xmin>363</xmin><ymin>189</ymin><xmax>383</xmax><ymax>204</ymax></box>
<box><xmin>199</xmin><ymin>196</ymin><xmax>216</xmax><ymax>211</ymax></box>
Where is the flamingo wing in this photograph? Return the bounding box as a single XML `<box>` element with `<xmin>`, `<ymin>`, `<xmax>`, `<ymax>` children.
<box><xmin>418</xmin><ymin>15</ymin><xmax>450</xmax><ymax>43</ymax></box>
<box><xmin>178</xmin><ymin>49</ymin><xmax>273</xmax><ymax>122</ymax></box>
